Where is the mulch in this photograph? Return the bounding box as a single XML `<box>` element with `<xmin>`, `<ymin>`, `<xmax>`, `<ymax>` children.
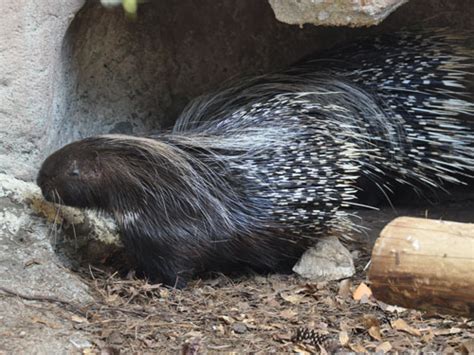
<box><xmin>62</xmin><ymin>253</ymin><xmax>474</xmax><ymax>354</ymax></box>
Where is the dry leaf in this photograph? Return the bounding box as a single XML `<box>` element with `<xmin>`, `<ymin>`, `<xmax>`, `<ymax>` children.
<box><xmin>219</xmin><ymin>315</ymin><xmax>235</xmax><ymax>325</ymax></box>
<box><xmin>273</xmin><ymin>332</ymin><xmax>292</xmax><ymax>342</ymax></box>
<box><xmin>159</xmin><ymin>288</ymin><xmax>170</xmax><ymax>298</ymax></box>
<box><xmin>433</xmin><ymin>327</ymin><xmax>462</xmax><ymax>336</ymax></box>
<box><xmin>349</xmin><ymin>343</ymin><xmax>367</xmax><ymax>352</ymax></box>
<box><xmin>184</xmin><ymin>331</ymin><xmax>203</xmax><ymax>338</ymax></box>
<box><xmin>323</xmin><ymin>296</ymin><xmax>337</xmax><ymax>308</ymax></box>
<box><xmin>391</xmin><ymin>319</ymin><xmax>421</xmax><ymax>336</ymax></box>
<box><xmin>213</xmin><ymin>324</ymin><xmax>225</xmax><ymax>335</ymax></box>
<box><xmin>293</xmin><ymin>345</ymin><xmax>312</xmax><ymax>354</ymax></box>
<box><xmin>443</xmin><ymin>346</ymin><xmax>457</xmax><ymax>353</ymax></box>
<box><xmin>279</xmin><ymin>309</ymin><xmax>298</xmax><ymax>320</ymax></box>
<box><xmin>375</xmin><ymin>341</ymin><xmax>392</xmax><ymax>353</ymax></box>
<box><xmin>71</xmin><ymin>315</ymin><xmax>88</xmax><ymax>324</ymax></box>
<box><xmin>338</xmin><ymin>279</ymin><xmax>352</xmax><ymax>299</ymax></box>
<box><xmin>260</xmin><ymin>324</ymin><xmax>282</xmax><ymax>331</ymax></box>
<box><xmin>266</xmin><ymin>298</ymin><xmax>280</xmax><ymax>308</ymax></box>
<box><xmin>362</xmin><ymin>314</ymin><xmax>380</xmax><ymax>328</ymax></box>
<box><xmin>353</xmin><ymin>282</ymin><xmax>372</xmax><ymax>301</ymax></box>
<box><xmin>280</xmin><ymin>293</ymin><xmax>304</xmax><ymax>305</ymax></box>
<box><xmin>461</xmin><ymin>339</ymin><xmax>474</xmax><ymax>354</ymax></box>
<box><xmin>31</xmin><ymin>316</ymin><xmax>61</xmax><ymax>329</ymax></box>
<box><xmin>339</xmin><ymin>330</ymin><xmax>349</xmax><ymax>346</ymax></box>
<box><xmin>368</xmin><ymin>326</ymin><xmax>382</xmax><ymax>341</ymax></box>
<box><xmin>421</xmin><ymin>330</ymin><xmax>435</xmax><ymax>343</ymax></box>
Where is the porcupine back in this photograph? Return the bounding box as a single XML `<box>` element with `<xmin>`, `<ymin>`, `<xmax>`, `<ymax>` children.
<box><xmin>174</xmin><ymin>29</ymin><xmax>474</xmax><ymax>212</ymax></box>
<box><xmin>331</xmin><ymin>30</ymin><xmax>474</xmax><ymax>193</ymax></box>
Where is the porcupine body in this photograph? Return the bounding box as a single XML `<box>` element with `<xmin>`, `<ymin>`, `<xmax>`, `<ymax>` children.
<box><xmin>37</xmin><ymin>30</ymin><xmax>474</xmax><ymax>287</ymax></box>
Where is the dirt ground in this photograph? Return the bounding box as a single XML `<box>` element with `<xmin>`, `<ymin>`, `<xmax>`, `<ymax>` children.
<box><xmin>2</xmin><ymin>194</ymin><xmax>472</xmax><ymax>354</ymax></box>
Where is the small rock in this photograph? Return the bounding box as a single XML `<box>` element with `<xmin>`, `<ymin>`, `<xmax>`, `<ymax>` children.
<box><xmin>106</xmin><ymin>331</ymin><xmax>124</xmax><ymax>345</ymax></box>
<box><xmin>268</xmin><ymin>0</ymin><xmax>408</xmax><ymax>27</ymax></box>
<box><xmin>293</xmin><ymin>237</ymin><xmax>355</xmax><ymax>281</ymax></box>
<box><xmin>351</xmin><ymin>250</ymin><xmax>361</xmax><ymax>259</ymax></box>
<box><xmin>338</xmin><ymin>279</ymin><xmax>352</xmax><ymax>299</ymax></box>
<box><xmin>232</xmin><ymin>322</ymin><xmax>247</xmax><ymax>334</ymax></box>
<box><xmin>69</xmin><ymin>337</ymin><xmax>92</xmax><ymax>349</ymax></box>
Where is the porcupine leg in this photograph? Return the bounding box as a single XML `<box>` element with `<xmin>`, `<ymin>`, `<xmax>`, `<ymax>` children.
<box><xmin>119</xmin><ymin>228</ymin><xmax>194</xmax><ymax>288</ymax></box>
<box><xmin>132</xmin><ymin>248</ymin><xmax>191</xmax><ymax>289</ymax></box>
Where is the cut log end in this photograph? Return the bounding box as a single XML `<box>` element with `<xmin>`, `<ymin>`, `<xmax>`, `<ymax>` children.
<box><xmin>368</xmin><ymin>217</ymin><xmax>474</xmax><ymax>317</ymax></box>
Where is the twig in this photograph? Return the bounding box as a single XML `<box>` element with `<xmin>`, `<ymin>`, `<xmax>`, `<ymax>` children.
<box><xmin>0</xmin><ymin>285</ymin><xmax>87</xmax><ymax>316</ymax></box>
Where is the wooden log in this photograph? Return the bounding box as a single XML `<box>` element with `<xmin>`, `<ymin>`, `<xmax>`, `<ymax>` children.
<box><xmin>368</xmin><ymin>217</ymin><xmax>474</xmax><ymax>316</ymax></box>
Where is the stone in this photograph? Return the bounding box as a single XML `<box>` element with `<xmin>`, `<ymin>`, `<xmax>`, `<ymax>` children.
<box><xmin>268</xmin><ymin>0</ymin><xmax>409</xmax><ymax>27</ymax></box>
<box><xmin>0</xmin><ymin>0</ymin><xmax>85</xmax><ymax>180</ymax></box>
<box><xmin>232</xmin><ymin>322</ymin><xmax>248</xmax><ymax>334</ymax></box>
<box><xmin>0</xmin><ymin>0</ymin><xmax>345</xmax><ymax>180</ymax></box>
<box><xmin>2</xmin><ymin>0</ymin><xmax>474</xmax><ymax>181</ymax></box>
<box><xmin>293</xmin><ymin>236</ymin><xmax>355</xmax><ymax>281</ymax></box>
<box><xmin>0</xmin><ymin>173</ymin><xmax>93</xmax><ymax>353</ymax></box>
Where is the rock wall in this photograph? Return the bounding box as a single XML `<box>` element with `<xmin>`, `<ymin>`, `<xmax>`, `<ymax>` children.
<box><xmin>0</xmin><ymin>1</ymin><xmax>85</xmax><ymax>179</ymax></box>
<box><xmin>1</xmin><ymin>0</ymin><xmax>474</xmax><ymax>180</ymax></box>
<box><xmin>269</xmin><ymin>0</ymin><xmax>409</xmax><ymax>27</ymax></box>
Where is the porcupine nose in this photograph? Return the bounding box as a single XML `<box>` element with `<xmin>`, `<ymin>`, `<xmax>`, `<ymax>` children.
<box><xmin>36</xmin><ymin>168</ymin><xmax>54</xmax><ymax>202</ymax></box>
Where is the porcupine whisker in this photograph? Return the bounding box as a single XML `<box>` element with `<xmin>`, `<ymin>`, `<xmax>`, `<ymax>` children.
<box><xmin>48</xmin><ymin>189</ymin><xmax>62</xmax><ymax>241</ymax></box>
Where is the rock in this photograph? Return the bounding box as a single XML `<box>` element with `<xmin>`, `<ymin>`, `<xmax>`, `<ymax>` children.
<box><xmin>0</xmin><ymin>0</ymin><xmax>346</xmax><ymax>180</ymax></box>
<box><xmin>0</xmin><ymin>172</ymin><xmax>124</xmax><ymax>267</ymax></box>
<box><xmin>293</xmin><ymin>237</ymin><xmax>355</xmax><ymax>281</ymax></box>
<box><xmin>268</xmin><ymin>0</ymin><xmax>409</xmax><ymax>27</ymax></box>
<box><xmin>0</xmin><ymin>173</ymin><xmax>93</xmax><ymax>353</ymax></box>
<box><xmin>0</xmin><ymin>0</ymin><xmax>85</xmax><ymax>179</ymax></box>
<box><xmin>3</xmin><ymin>0</ymin><xmax>474</xmax><ymax>182</ymax></box>
<box><xmin>232</xmin><ymin>322</ymin><xmax>248</xmax><ymax>334</ymax></box>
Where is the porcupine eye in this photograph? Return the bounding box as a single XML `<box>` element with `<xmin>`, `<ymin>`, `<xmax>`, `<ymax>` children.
<box><xmin>69</xmin><ymin>164</ymin><xmax>80</xmax><ymax>177</ymax></box>
<box><xmin>67</xmin><ymin>160</ymin><xmax>81</xmax><ymax>178</ymax></box>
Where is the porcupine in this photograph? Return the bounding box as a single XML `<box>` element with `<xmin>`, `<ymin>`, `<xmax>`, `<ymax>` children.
<box><xmin>37</xmin><ymin>29</ymin><xmax>474</xmax><ymax>288</ymax></box>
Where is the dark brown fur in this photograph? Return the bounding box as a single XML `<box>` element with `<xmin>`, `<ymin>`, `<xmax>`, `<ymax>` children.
<box><xmin>37</xmin><ymin>135</ymin><xmax>308</xmax><ymax>287</ymax></box>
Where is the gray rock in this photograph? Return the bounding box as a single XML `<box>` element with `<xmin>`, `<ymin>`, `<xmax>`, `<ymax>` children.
<box><xmin>232</xmin><ymin>322</ymin><xmax>248</xmax><ymax>334</ymax></box>
<box><xmin>2</xmin><ymin>0</ymin><xmax>474</xmax><ymax>181</ymax></box>
<box><xmin>268</xmin><ymin>0</ymin><xmax>409</xmax><ymax>27</ymax></box>
<box><xmin>293</xmin><ymin>237</ymin><xmax>355</xmax><ymax>281</ymax></box>
<box><xmin>0</xmin><ymin>173</ymin><xmax>94</xmax><ymax>353</ymax></box>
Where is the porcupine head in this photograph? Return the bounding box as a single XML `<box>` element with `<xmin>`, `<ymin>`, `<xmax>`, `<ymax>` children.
<box><xmin>37</xmin><ymin>134</ymin><xmax>219</xmax><ymax>288</ymax></box>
